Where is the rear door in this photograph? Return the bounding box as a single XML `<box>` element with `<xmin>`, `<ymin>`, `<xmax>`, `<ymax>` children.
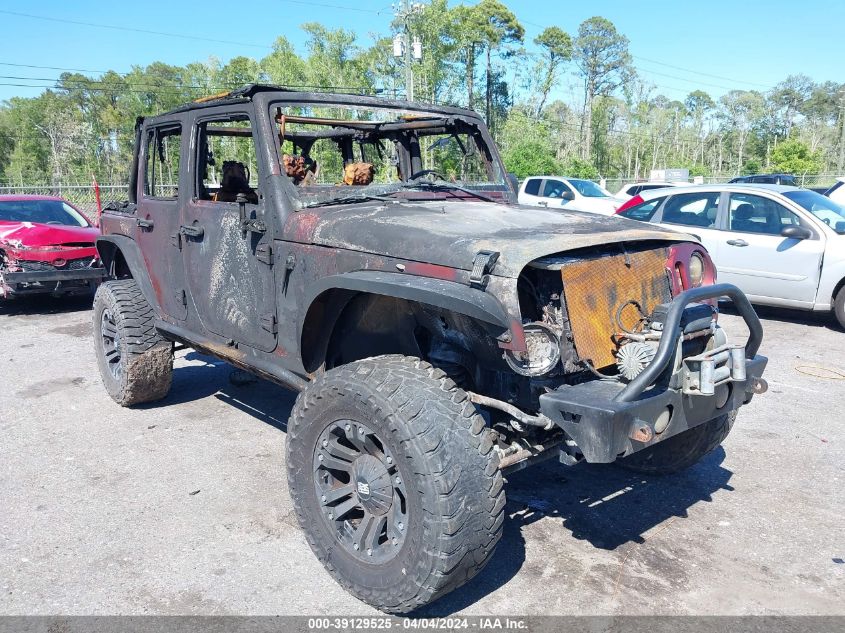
<box><xmin>654</xmin><ymin>190</ymin><xmax>723</xmax><ymax>252</ymax></box>
<box><xmin>135</xmin><ymin>122</ymin><xmax>188</xmax><ymax>320</ymax></box>
<box><xmin>715</xmin><ymin>192</ymin><xmax>824</xmax><ymax>303</ymax></box>
<box><xmin>179</xmin><ymin>109</ymin><xmax>278</xmax><ymax>352</ymax></box>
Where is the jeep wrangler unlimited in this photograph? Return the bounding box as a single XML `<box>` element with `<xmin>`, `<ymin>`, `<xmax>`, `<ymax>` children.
<box><xmin>92</xmin><ymin>85</ymin><xmax>768</xmax><ymax>613</ymax></box>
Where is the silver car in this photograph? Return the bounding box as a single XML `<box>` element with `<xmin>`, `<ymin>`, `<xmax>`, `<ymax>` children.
<box><xmin>616</xmin><ymin>183</ymin><xmax>845</xmax><ymax>328</ymax></box>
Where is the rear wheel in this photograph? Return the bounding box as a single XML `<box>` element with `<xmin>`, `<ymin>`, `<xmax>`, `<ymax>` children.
<box><xmin>286</xmin><ymin>355</ymin><xmax>505</xmax><ymax>613</ymax></box>
<box><xmin>93</xmin><ymin>279</ymin><xmax>172</xmax><ymax>406</ymax></box>
<box><xmin>618</xmin><ymin>411</ymin><xmax>736</xmax><ymax>475</ymax></box>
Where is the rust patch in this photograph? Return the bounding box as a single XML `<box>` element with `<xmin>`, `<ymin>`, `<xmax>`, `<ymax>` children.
<box><xmin>560</xmin><ymin>248</ymin><xmax>670</xmax><ymax>369</ymax></box>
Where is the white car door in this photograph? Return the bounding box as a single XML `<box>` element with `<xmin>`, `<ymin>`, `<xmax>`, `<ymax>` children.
<box><xmin>715</xmin><ymin>192</ymin><xmax>824</xmax><ymax>305</ymax></box>
<box><xmin>655</xmin><ymin>190</ymin><xmax>724</xmax><ymax>254</ymax></box>
<box><xmin>517</xmin><ymin>177</ymin><xmax>547</xmax><ymax>207</ymax></box>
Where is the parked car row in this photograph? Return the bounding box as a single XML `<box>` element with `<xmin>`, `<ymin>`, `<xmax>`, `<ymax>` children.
<box><xmin>616</xmin><ymin>184</ymin><xmax>845</xmax><ymax>328</ymax></box>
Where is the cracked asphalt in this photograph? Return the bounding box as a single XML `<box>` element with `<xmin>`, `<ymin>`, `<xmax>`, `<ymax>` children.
<box><xmin>1</xmin><ymin>295</ymin><xmax>843</xmax><ymax>615</ymax></box>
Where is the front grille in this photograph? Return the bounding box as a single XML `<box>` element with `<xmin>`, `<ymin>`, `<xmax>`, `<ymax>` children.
<box><xmin>18</xmin><ymin>257</ymin><xmax>98</xmax><ymax>272</ymax></box>
<box><xmin>560</xmin><ymin>247</ymin><xmax>671</xmax><ymax>369</ymax></box>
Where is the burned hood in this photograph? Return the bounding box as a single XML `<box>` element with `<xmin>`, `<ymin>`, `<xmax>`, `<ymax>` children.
<box><xmin>291</xmin><ymin>200</ymin><xmax>692</xmax><ymax>278</ymax></box>
<box><xmin>0</xmin><ymin>221</ymin><xmax>99</xmax><ymax>250</ymax></box>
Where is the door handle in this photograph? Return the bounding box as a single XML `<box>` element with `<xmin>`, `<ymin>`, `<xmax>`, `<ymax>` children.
<box><xmin>179</xmin><ymin>225</ymin><xmax>204</xmax><ymax>239</ymax></box>
<box><xmin>538</xmin><ymin>201</ymin><xmax>548</xmax><ymax>207</ymax></box>
<box><xmin>726</xmin><ymin>239</ymin><xmax>748</xmax><ymax>247</ymax></box>
<box><xmin>136</xmin><ymin>218</ymin><xmax>154</xmax><ymax>230</ymax></box>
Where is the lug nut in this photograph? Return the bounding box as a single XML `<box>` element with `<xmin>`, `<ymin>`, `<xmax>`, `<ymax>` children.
<box><xmin>386</xmin><ymin>456</ymin><xmax>392</xmax><ymax>464</ymax></box>
<box><xmin>353</xmin><ymin>543</ymin><xmax>359</xmax><ymax>550</ymax></box>
<box><xmin>322</xmin><ymin>439</ymin><xmax>328</xmax><ymax>447</ymax></box>
<box><xmin>321</xmin><ymin>495</ymin><xmax>326</xmax><ymax>502</ymax></box>
<box><xmin>367</xmin><ymin>548</ymin><xmax>373</xmax><ymax>556</ymax></box>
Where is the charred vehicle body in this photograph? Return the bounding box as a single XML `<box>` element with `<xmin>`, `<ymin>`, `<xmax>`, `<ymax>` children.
<box><xmin>0</xmin><ymin>195</ymin><xmax>104</xmax><ymax>299</ymax></box>
<box><xmin>92</xmin><ymin>86</ymin><xmax>768</xmax><ymax>613</ymax></box>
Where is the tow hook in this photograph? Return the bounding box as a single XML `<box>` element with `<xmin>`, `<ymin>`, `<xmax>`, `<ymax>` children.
<box><xmin>749</xmin><ymin>377</ymin><xmax>768</xmax><ymax>395</ymax></box>
<box><xmin>629</xmin><ymin>422</ymin><xmax>654</xmax><ymax>443</ymax></box>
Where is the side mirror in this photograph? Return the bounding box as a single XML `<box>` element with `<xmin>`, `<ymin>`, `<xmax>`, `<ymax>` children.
<box><xmin>781</xmin><ymin>225</ymin><xmax>812</xmax><ymax>240</ymax></box>
<box><xmin>560</xmin><ymin>190</ymin><xmax>575</xmax><ymax>201</ymax></box>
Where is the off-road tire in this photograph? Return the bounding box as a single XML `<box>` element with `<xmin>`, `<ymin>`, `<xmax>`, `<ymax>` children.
<box><xmin>618</xmin><ymin>411</ymin><xmax>736</xmax><ymax>475</ymax></box>
<box><xmin>834</xmin><ymin>285</ymin><xmax>845</xmax><ymax>330</ymax></box>
<box><xmin>286</xmin><ymin>355</ymin><xmax>505</xmax><ymax>614</ymax></box>
<box><xmin>93</xmin><ymin>279</ymin><xmax>172</xmax><ymax>406</ymax></box>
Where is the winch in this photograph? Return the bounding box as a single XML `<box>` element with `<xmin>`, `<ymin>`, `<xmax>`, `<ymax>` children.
<box><xmin>613</xmin><ymin>300</ymin><xmax>745</xmax><ymax>396</ymax></box>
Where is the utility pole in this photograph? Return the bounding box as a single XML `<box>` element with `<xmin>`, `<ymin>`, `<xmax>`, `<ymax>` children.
<box><xmin>838</xmin><ymin>88</ymin><xmax>845</xmax><ymax>174</ymax></box>
<box><xmin>392</xmin><ymin>1</ymin><xmax>423</xmax><ymax>101</ymax></box>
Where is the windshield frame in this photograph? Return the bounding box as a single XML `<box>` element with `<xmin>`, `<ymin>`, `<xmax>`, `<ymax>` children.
<box><xmin>266</xmin><ymin>99</ymin><xmax>513</xmax><ymax>209</ymax></box>
<box><xmin>0</xmin><ymin>199</ymin><xmax>90</xmax><ymax>228</ymax></box>
<box><xmin>783</xmin><ymin>190</ymin><xmax>845</xmax><ymax>235</ymax></box>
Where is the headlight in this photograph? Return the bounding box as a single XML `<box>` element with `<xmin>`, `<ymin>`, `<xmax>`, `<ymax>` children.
<box><xmin>504</xmin><ymin>322</ymin><xmax>561</xmax><ymax>376</ymax></box>
<box><xmin>689</xmin><ymin>252</ymin><xmax>705</xmax><ymax>287</ymax></box>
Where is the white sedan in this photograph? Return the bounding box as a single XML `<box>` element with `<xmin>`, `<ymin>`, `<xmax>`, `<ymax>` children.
<box><xmin>825</xmin><ymin>177</ymin><xmax>845</xmax><ymax>206</ymax></box>
<box><xmin>517</xmin><ymin>176</ymin><xmax>618</xmax><ymax>215</ymax></box>
<box><xmin>614</xmin><ymin>181</ymin><xmax>686</xmax><ymax>201</ymax></box>
<box><xmin>616</xmin><ymin>183</ymin><xmax>845</xmax><ymax>328</ymax></box>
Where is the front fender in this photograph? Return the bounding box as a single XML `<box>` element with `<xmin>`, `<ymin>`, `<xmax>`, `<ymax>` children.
<box><xmin>298</xmin><ymin>271</ymin><xmax>513</xmax><ymax>372</ymax></box>
<box><xmin>303</xmin><ymin>270</ymin><xmax>511</xmax><ymax>331</ymax></box>
<box><xmin>96</xmin><ymin>235</ymin><xmax>161</xmax><ymax>313</ymax></box>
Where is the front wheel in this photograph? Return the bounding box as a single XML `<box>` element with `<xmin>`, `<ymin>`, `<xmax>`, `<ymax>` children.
<box><xmin>834</xmin><ymin>285</ymin><xmax>845</xmax><ymax>330</ymax></box>
<box><xmin>617</xmin><ymin>411</ymin><xmax>736</xmax><ymax>475</ymax></box>
<box><xmin>286</xmin><ymin>355</ymin><xmax>505</xmax><ymax>613</ymax></box>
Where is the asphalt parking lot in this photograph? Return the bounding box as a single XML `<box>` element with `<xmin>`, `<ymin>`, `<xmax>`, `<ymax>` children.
<box><xmin>1</xmin><ymin>296</ymin><xmax>843</xmax><ymax>616</ymax></box>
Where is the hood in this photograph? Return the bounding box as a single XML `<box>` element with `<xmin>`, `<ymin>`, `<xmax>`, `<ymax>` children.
<box><xmin>291</xmin><ymin>200</ymin><xmax>692</xmax><ymax>278</ymax></box>
<box><xmin>0</xmin><ymin>221</ymin><xmax>99</xmax><ymax>250</ymax></box>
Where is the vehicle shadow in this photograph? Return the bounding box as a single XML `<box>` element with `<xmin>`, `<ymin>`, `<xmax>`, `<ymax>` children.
<box><xmin>721</xmin><ymin>300</ymin><xmax>840</xmax><ymax>332</ymax></box>
<box><xmin>158</xmin><ymin>355</ymin><xmax>734</xmax><ymax>616</ymax></box>
<box><xmin>417</xmin><ymin>449</ymin><xmax>733</xmax><ymax>615</ymax></box>
<box><xmin>144</xmin><ymin>351</ymin><xmax>295</xmax><ymax>432</ymax></box>
<box><xmin>0</xmin><ymin>293</ymin><xmax>94</xmax><ymax>316</ymax></box>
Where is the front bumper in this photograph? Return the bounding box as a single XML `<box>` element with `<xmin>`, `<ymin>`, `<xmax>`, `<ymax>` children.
<box><xmin>539</xmin><ymin>283</ymin><xmax>768</xmax><ymax>463</ymax></box>
<box><xmin>1</xmin><ymin>267</ymin><xmax>104</xmax><ymax>297</ymax></box>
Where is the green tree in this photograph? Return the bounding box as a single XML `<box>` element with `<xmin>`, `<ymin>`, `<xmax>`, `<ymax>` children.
<box><xmin>573</xmin><ymin>17</ymin><xmax>632</xmax><ymax>160</ymax></box>
<box><xmin>502</xmin><ymin>140</ymin><xmax>562</xmax><ymax>178</ymax></box>
<box><xmin>770</xmin><ymin>139</ymin><xmax>822</xmax><ymax>175</ymax></box>
<box><xmin>561</xmin><ymin>156</ymin><xmax>599</xmax><ymax>179</ymax></box>
<box><xmin>533</xmin><ymin>27</ymin><xmax>572</xmax><ymax>116</ymax></box>
<box><xmin>474</xmin><ymin>0</ymin><xmax>524</xmax><ymax>130</ymax></box>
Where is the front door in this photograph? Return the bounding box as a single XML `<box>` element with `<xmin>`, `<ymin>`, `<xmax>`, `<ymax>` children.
<box><xmin>180</xmin><ymin>111</ymin><xmax>277</xmax><ymax>352</ymax></box>
<box><xmin>135</xmin><ymin>123</ymin><xmax>188</xmax><ymax>320</ymax></box>
<box><xmin>716</xmin><ymin>192</ymin><xmax>824</xmax><ymax>304</ymax></box>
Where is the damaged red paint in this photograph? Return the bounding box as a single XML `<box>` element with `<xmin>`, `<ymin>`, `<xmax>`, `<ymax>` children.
<box><xmin>0</xmin><ymin>195</ymin><xmax>104</xmax><ymax>298</ymax></box>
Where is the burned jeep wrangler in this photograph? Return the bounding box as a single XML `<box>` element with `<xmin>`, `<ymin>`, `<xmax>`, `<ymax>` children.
<box><xmin>93</xmin><ymin>85</ymin><xmax>768</xmax><ymax>613</ymax></box>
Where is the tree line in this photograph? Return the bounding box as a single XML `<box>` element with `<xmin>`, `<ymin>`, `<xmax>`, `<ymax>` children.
<box><xmin>1</xmin><ymin>0</ymin><xmax>843</xmax><ymax>186</ymax></box>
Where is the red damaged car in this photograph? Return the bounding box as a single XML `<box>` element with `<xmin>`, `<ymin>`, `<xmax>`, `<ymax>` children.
<box><xmin>0</xmin><ymin>195</ymin><xmax>105</xmax><ymax>299</ymax></box>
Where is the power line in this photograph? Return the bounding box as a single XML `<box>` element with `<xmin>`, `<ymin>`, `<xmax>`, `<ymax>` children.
<box><xmin>278</xmin><ymin>0</ymin><xmax>388</xmax><ymax>14</ymax></box>
<box><xmin>0</xmin><ymin>10</ymin><xmax>272</xmax><ymax>50</ymax></box>
<box><xmin>632</xmin><ymin>55</ymin><xmax>773</xmax><ymax>90</ymax></box>
<box><xmin>0</xmin><ymin>61</ymin><xmax>125</xmax><ymax>75</ymax></box>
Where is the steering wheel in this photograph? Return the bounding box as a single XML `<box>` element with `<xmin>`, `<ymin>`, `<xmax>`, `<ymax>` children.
<box><xmin>408</xmin><ymin>169</ymin><xmax>446</xmax><ymax>182</ymax></box>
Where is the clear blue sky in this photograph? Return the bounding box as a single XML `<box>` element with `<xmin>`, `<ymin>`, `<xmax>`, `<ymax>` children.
<box><xmin>0</xmin><ymin>0</ymin><xmax>842</xmax><ymax>104</ymax></box>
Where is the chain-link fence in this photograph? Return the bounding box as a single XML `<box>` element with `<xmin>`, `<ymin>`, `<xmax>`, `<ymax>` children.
<box><xmin>0</xmin><ymin>184</ymin><xmax>129</xmax><ymax>217</ymax></box>
<box><xmin>3</xmin><ymin>173</ymin><xmax>842</xmax><ymax>210</ymax></box>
